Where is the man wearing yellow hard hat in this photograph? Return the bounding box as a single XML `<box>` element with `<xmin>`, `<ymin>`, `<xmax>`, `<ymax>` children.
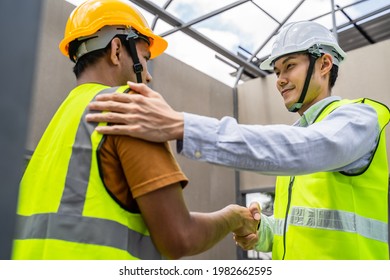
<box><xmin>12</xmin><ymin>0</ymin><xmax>259</xmax><ymax>260</ymax></box>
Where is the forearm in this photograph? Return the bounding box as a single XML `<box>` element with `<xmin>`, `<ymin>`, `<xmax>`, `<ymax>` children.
<box><xmin>179</xmin><ymin>205</ymin><xmax>254</xmax><ymax>258</ymax></box>
<box><xmin>179</xmin><ymin>113</ymin><xmax>315</xmax><ymax>174</ymax></box>
<box><xmin>185</xmin><ymin>206</ymin><xmax>241</xmax><ymax>256</ymax></box>
<box><xmin>179</xmin><ymin>107</ymin><xmax>378</xmax><ymax>175</ymax></box>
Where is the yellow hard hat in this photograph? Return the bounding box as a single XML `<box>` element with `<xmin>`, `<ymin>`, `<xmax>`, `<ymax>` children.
<box><xmin>59</xmin><ymin>0</ymin><xmax>167</xmax><ymax>60</ymax></box>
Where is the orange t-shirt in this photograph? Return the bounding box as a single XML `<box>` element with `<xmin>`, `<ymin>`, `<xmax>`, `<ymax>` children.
<box><xmin>98</xmin><ymin>134</ymin><xmax>188</xmax><ymax>213</ymax></box>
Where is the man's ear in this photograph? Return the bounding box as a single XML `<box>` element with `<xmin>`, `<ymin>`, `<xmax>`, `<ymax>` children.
<box><xmin>320</xmin><ymin>53</ymin><xmax>333</xmax><ymax>75</ymax></box>
<box><xmin>109</xmin><ymin>37</ymin><xmax>122</xmax><ymax>65</ymax></box>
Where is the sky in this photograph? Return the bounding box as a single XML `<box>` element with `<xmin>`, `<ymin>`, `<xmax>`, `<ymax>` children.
<box><xmin>65</xmin><ymin>0</ymin><xmax>389</xmax><ymax>87</ymax></box>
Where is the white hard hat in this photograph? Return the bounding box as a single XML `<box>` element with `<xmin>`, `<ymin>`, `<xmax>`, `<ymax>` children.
<box><xmin>260</xmin><ymin>21</ymin><xmax>346</xmax><ymax>71</ymax></box>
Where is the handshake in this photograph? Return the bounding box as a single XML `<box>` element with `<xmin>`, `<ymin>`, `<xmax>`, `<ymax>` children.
<box><xmin>231</xmin><ymin>202</ymin><xmax>261</xmax><ymax>251</ymax></box>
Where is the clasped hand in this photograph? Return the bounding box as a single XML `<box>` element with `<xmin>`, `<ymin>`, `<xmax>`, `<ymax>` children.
<box><xmin>233</xmin><ymin>202</ymin><xmax>261</xmax><ymax>251</ymax></box>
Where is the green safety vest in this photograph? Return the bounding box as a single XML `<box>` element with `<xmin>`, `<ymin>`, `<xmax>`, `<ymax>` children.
<box><xmin>12</xmin><ymin>83</ymin><xmax>161</xmax><ymax>260</ymax></box>
<box><xmin>273</xmin><ymin>98</ymin><xmax>390</xmax><ymax>260</ymax></box>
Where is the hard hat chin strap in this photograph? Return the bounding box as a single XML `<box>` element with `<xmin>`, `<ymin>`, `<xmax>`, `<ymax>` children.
<box><xmin>288</xmin><ymin>48</ymin><xmax>322</xmax><ymax>113</ymax></box>
<box><xmin>126</xmin><ymin>30</ymin><xmax>143</xmax><ymax>84</ymax></box>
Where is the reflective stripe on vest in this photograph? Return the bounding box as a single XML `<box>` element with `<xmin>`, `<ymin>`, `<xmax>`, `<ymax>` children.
<box><xmin>15</xmin><ymin>86</ymin><xmax>160</xmax><ymax>260</ymax></box>
<box><xmin>14</xmin><ymin>213</ymin><xmax>159</xmax><ymax>260</ymax></box>
<box><xmin>273</xmin><ymin>206</ymin><xmax>388</xmax><ymax>243</ymax></box>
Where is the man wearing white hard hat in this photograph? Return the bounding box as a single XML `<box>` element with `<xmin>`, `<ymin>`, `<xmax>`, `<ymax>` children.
<box><xmin>86</xmin><ymin>21</ymin><xmax>390</xmax><ymax>259</ymax></box>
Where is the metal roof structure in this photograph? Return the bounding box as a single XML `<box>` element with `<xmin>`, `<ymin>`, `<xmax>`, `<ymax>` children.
<box><xmin>129</xmin><ymin>0</ymin><xmax>390</xmax><ymax>86</ymax></box>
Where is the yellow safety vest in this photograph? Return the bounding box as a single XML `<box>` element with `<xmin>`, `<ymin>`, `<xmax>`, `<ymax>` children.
<box><xmin>12</xmin><ymin>83</ymin><xmax>161</xmax><ymax>260</ymax></box>
<box><xmin>273</xmin><ymin>98</ymin><xmax>390</xmax><ymax>260</ymax></box>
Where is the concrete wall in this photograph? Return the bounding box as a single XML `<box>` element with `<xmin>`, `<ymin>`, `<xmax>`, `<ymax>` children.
<box><xmin>237</xmin><ymin>39</ymin><xmax>390</xmax><ymax>192</ymax></box>
<box><xmin>27</xmin><ymin>0</ymin><xmax>75</xmax><ymax>151</ymax></box>
<box><xmin>28</xmin><ymin>0</ymin><xmax>389</xmax><ymax>259</ymax></box>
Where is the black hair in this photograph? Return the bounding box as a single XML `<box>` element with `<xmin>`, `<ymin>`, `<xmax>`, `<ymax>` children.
<box><xmin>68</xmin><ymin>35</ymin><xmax>139</xmax><ymax>79</ymax></box>
<box><xmin>329</xmin><ymin>64</ymin><xmax>339</xmax><ymax>89</ymax></box>
<box><xmin>306</xmin><ymin>53</ymin><xmax>339</xmax><ymax>89</ymax></box>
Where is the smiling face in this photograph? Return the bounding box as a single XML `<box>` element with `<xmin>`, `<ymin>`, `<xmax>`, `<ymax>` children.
<box><xmin>273</xmin><ymin>53</ymin><xmax>332</xmax><ymax>115</ymax></box>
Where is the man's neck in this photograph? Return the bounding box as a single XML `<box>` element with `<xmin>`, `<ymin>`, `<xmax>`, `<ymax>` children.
<box><xmin>76</xmin><ymin>62</ymin><xmax>117</xmax><ymax>87</ymax></box>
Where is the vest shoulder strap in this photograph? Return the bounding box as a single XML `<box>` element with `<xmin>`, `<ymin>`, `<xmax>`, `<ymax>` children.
<box><xmin>314</xmin><ymin>98</ymin><xmax>390</xmax><ymax>129</ymax></box>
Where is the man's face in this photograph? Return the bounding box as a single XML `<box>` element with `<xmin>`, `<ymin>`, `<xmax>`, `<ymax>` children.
<box><xmin>122</xmin><ymin>39</ymin><xmax>152</xmax><ymax>84</ymax></box>
<box><xmin>273</xmin><ymin>53</ymin><xmax>323</xmax><ymax>114</ymax></box>
<box><xmin>273</xmin><ymin>53</ymin><xmax>309</xmax><ymax>111</ymax></box>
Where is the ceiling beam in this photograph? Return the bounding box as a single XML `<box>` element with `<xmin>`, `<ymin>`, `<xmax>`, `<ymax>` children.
<box><xmin>130</xmin><ymin>0</ymin><xmax>268</xmax><ymax>78</ymax></box>
<box><xmin>160</xmin><ymin>0</ymin><xmax>250</xmax><ymax>37</ymax></box>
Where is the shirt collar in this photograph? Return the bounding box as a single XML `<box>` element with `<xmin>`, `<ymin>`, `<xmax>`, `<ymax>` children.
<box><xmin>294</xmin><ymin>96</ymin><xmax>342</xmax><ymax>127</ymax></box>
